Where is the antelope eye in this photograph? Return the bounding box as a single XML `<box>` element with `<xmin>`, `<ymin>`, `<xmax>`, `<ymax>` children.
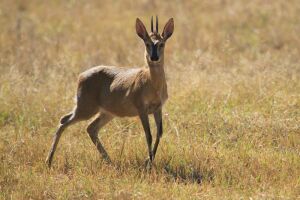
<box><xmin>159</xmin><ymin>43</ymin><xmax>165</xmax><ymax>48</ymax></box>
<box><xmin>146</xmin><ymin>43</ymin><xmax>151</xmax><ymax>48</ymax></box>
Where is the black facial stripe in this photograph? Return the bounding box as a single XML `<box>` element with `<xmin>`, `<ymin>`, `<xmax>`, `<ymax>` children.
<box><xmin>151</xmin><ymin>43</ymin><xmax>159</xmax><ymax>60</ymax></box>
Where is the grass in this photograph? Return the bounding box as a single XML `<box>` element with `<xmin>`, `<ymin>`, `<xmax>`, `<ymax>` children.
<box><xmin>0</xmin><ymin>0</ymin><xmax>299</xmax><ymax>199</ymax></box>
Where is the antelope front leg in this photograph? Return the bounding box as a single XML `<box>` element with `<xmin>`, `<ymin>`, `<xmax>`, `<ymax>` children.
<box><xmin>152</xmin><ymin>108</ymin><xmax>162</xmax><ymax>160</ymax></box>
<box><xmin>138</xmin><ymin>112</ymin><xmax>153</xmax><ymax>163</ymax></box>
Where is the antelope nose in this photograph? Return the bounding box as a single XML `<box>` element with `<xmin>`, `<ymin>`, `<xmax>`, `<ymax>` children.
<box><xmin>151</xmin><ymin>56</ymin><xmax>159</xmax><ymax>61</ymax></box>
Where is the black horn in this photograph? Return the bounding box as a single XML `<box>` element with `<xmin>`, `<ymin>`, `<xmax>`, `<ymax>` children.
<box><xmin>156</xmin><ymin>15</ymin><xmax>158</xmax><ymax>33</ymax></box>
<box><xmin>151</xmin><ymin>16</ymin><xmax>154</xmax><ymax>32</ymax></box>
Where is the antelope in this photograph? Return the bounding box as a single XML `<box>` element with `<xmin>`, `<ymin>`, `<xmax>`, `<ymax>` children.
<box><xmin>45</xmin><ymin>16</ymin><xmax>174</xmax><ymax>168</ymax></box>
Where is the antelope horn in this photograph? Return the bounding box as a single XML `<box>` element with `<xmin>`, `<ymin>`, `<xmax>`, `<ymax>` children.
<box><xmin>151</xmin><ymin>16</ymin><xmax>154</xmax><ymax>33</ymax></box>
<box><xmin>156</xmin><ymin>15</ymin><xmax>158</xmax><ymax>33</ymax></box>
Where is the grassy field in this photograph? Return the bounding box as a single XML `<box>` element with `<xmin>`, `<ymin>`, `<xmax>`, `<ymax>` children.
<box><xmin>0</xmin><ymin>0</ymin><xmax>299</xmax><ymax>199</ymax></box>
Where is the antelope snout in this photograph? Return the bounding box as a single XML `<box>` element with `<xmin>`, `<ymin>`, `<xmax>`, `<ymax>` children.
<box><xmin>150</xmin><ymin>55</ymin><xmax>159</xmax><ymax>61</ymax></box>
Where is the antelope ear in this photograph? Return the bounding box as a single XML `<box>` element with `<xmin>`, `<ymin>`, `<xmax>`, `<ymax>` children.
<box><xmin>136</xmin><ymin>18</ymin><xmax>149</xmax><ymax>41</ymax></box>
<box><xmin>162</xmin><ymin>18</ymin><xmax>174</xmax><ymax>40</ymax></box>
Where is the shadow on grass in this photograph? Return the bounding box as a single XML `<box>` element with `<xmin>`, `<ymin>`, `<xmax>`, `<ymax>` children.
<box><xmin>113</xmin><ymin>156</ymin><xmax>215</xmax><ymax>185</ymax></box>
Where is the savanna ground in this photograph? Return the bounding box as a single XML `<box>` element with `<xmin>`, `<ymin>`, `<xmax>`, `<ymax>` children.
<box><xmin>0</xmin><ymin>0</ymin><xmax>299</xmax><ymax>199</ymax></box>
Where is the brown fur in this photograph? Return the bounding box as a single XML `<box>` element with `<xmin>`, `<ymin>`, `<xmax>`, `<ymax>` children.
<box><xmin>76</xmin><ymin>65</ymin><xmax>167</xmax><ymax>117</ymax></box>
<box><xmin>46</xmin><ymin>17</ymin><xmax>174</xmax><ymax>167</ymax></box>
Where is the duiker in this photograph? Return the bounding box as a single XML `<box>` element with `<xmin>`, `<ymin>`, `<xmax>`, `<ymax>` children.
<box><xmin>46</xmin><ymin>16</ymin><xmax>174</xmax><ymax>167</ymax></box>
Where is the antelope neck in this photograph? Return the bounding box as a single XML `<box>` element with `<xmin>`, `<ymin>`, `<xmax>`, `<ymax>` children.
<box><xmin>148</xmin><ymin>62</ymin><xmax>166</xmax><ymax>90</ymax></box>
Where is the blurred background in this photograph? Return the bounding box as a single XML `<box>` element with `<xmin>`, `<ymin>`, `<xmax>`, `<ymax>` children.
<box><xmin>0</xmin><ymin>0</ymin><xmax>299</xmax><ymax>199</ymax></box>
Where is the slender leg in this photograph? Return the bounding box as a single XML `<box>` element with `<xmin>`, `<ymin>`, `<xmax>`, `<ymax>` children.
<box><xmin>138</xmin><ymin>112</ymin><xmax>153</xmax><ymax>162</ymax></box>
<box><xmin>45</xmin><ymin>114</ymin><xmax>77</xmax><ymax>168</ymax></box>
<box><xmin>152</xmin><ymin>108</ymin><xmax>162</xmax><ymax>160</ymax></box>
<box><xmin>87</xmin><ymin>113</ymin><xmax>113</xmax><ymax>163</ymax></box>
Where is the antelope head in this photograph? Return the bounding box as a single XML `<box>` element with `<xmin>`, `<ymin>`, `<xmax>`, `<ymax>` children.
<box><xmin>136</xmin><ymin>16</ymin><xmax>174</xmax><ymax>66</ymax></box>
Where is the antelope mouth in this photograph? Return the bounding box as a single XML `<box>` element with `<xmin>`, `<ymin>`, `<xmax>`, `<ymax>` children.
<box><xmin>147</xmin><ymin>55</ymin><xmax>161</xmax><ymax>64</ymax></box>
<box><xmin>149</xmin><ymin>58</ymin><xmax>161</xmax><ymax>64</ymax></box>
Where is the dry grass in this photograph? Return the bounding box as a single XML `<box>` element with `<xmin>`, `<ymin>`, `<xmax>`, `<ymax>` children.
<box><xmin>0</xmin><ymin>0</ymin><xmax>299</xmax><ymax>199</ymax></box>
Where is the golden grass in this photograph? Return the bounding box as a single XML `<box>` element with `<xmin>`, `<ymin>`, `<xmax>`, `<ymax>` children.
<box><xmin>0</xmin><ymin>0</ymin><xmax>299</xmax><ymax>199</ymax></box>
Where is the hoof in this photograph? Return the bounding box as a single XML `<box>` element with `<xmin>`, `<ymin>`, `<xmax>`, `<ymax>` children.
<box><xmin>103</xmin><ymin>156</ymin><xmax>112</xmax><ymax>164</ymax></box>
<box><xmin>144</xmin><ymin>158</ymin><xmax>152</xmax><ymax>170</ymax></box>
<box><xmin>45</xmin><ymin>157</ymin><xmax>52</xmax><ymax>168</ymax></box>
